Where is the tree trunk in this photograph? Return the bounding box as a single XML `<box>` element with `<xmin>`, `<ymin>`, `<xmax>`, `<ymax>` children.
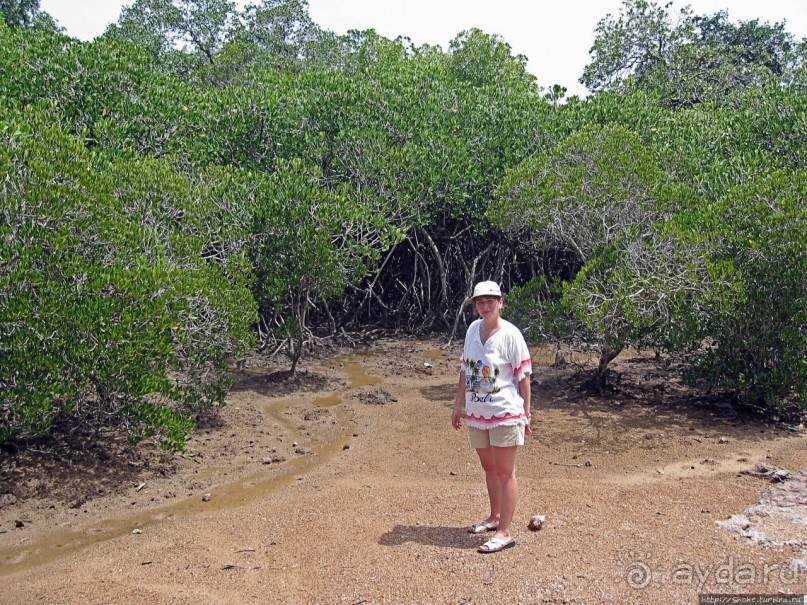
<box><xmin>289</xmin><ymin>290</ymin><xmax>309</xmax><ymax>376</ymax></box>
<box><xmin>594</xmin><ymin>336</ymin><xmax>622</xmax><ymax>394</ymax></box>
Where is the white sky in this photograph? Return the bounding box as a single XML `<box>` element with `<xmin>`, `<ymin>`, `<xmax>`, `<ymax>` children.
<box><xmin>39</xmin><ymin>0</ymin><xmax>807</xmax><ymax>98</ymax></box>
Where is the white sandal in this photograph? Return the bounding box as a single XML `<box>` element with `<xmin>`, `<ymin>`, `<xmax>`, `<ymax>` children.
<box><xmin>468</xmin><ymin>521</ymin><xmax>497</xmax><ymax>534</ymax></box>
<box><xmin>478</xmin><ymin>536</ymin><xmax>516</xmax><ymax>553</ymax></box>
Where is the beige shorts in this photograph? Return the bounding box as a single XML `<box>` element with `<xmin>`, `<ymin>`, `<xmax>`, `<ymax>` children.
<box><xmin>468</xmin><ymin>424</ymin><xmax>525</xmax><ymax>449</ymax></box>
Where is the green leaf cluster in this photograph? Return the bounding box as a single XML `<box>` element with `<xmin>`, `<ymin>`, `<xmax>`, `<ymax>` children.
<box><xmin>0</xmin><ymin>99</ymin><xmax>256</xmax><ymax>449</ymax></box>
<box><xmin>683</xmin><ymin>171</ymin><xmax>806</xmax><ymax>408</ymax></box>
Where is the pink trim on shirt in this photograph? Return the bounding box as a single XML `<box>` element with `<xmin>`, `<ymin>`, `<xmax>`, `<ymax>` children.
<box><xmin>514</xmin><ymin>358</ymin><xmax>533</xmax><ymax>380</ymax></box>
<box><xmin>466</xmin><ymin>412</ymin><xmax>527</xmax><ymax>426</ymax></box>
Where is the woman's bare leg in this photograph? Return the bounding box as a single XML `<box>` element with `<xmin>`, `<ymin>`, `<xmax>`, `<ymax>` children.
<box><xmin>487</xmin><ymin>445</ymin><xmax>518</xmax><ymax>540</ymax></box>
<box><xmin>475</xmin><ymin>447</ymin><xmax>502</xmax><ymax>526</ymax></box>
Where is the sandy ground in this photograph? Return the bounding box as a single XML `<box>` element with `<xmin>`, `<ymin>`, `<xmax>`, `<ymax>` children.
<box><xmin>1</xmin><ymin>338</ymin><xmax>805</xmax><ymax>605</ymax></box>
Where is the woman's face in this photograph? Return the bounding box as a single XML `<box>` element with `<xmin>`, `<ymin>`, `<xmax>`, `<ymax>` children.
<box><xmin>475</xmin><ymin>295</ymin><xmax>503</xmax><ymax>319</ymax></box>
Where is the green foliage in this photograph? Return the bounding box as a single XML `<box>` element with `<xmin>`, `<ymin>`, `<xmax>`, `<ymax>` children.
<box><xmin>685</xmin><ymin>171</ymin><xmax>806</xmax><ymax>410</ymax></box>
<box><xmin>0</xmin><ymin>103</ymin><xmax>256</xmax><ymax>449</ymax></box>
<box><xmin>646</xmin><ymin>42</ymin><xmax>777</xmax><ymax>108</ymax></box>
<box><xmin>491</xmin><ymin>123</ymin><xmax>677</xmax><ymax>260</ymax></box>
<box><xmin>0</xmin><ymin>0</ymin><xmax>43</xmax><ymax>28</ymax></box>
<box><xmin>497</xmin><ymin>84</ymin><xmax>804</xmax><ymax>406</ymax></box>
<box><xmin>642</xmin><ymin>12</ymin><xmax>801</xmax><ymax>109</ymax></box>
<box><xmin>251</xmin><ymin>158</ymin><xmax>403</xmax><ymax>370</ymax></box>
<box><xmin>220</xmin><ymin>0</ymin><xmax>324</xmax><ymax>75</ymax></box>
<box><xmin>106</xmin><ymin>0</ymin><xmax>236</xmax><ymax>66</ymax></box>
<box><xmin>0</xmin><ymin>23</ymin><xmax>171</xmax><ymax>146</ymax></box>
<box><xmin>581</xmin><ymin>0</ymin><xmax>692</xmax><ymax>94</ymax></box>
<box><xmin>104</xmin><ymin>0</ymin><xmax>330</xmax><ymax>82</ymax></box>
<box><xmin>125</xmin><ymin>402</ymin><xmax>196</xmax><ymax>452</ymax></box>
<box><xmin>691</xmin><ymin>11</ymin><xmax>798</xmax><ymax>78</ymax></box>
<box><xmin>448</xmin><ymin>28</ymin><xmax>534</xmax><ymax>89</ymax></box>
<box><xmin>252</xmin><ymin>160</ymin><xmax>385</xmax><ymax>304</ymax></box>
<box><xmin>491</xmin><ymin>124</ymin><xmax>681</xmax><ymax>379</ymax></box>
<box><xmin>582</xmin><ymin>0</ymin><xmax>802</xmax><ymax>106</ymax></box>
<box><xmin>502</xmin><ymin>277</ymin><xmax>567</xmax><ymax>344</ymax></box>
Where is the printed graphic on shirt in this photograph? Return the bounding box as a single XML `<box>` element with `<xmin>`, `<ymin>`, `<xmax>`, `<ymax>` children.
<box><xmin>465</xmin><ymin>357</ymin><xmax>501</xmax><ymax>396</ymax></box>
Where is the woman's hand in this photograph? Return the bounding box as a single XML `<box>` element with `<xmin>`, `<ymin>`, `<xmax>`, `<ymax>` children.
<box><xmin>451</xmin><ymin>403</ymin><xmax>463</xmax><ymax>430</ymax></box>
<box><xmin>453</xmin><ymin>371</ymin><xmax>466</xmax><ymax>430</ymax></box>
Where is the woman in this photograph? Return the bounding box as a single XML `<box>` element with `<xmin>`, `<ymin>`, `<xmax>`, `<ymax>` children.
<box><xmin>451</xmin><ymin>280</ymin><xmax>532</xmax><ymax>553</ymax></box>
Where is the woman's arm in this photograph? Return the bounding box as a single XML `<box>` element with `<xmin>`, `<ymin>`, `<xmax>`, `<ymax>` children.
<box><xmin>451</xmin><ymin>371</ymin><xmax>465</xmax><ymax>430</ymax></box>
<box><xmin>519</xmin><ymin>374</ymin><xmax>532</xmax><ymax>435</ymax></box>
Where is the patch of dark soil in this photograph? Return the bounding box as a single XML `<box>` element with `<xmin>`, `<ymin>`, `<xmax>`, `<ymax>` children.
<box><xmin>536</xmin><ymin>356</ymin><xmax>804</xmax><ymax>434</ymax></box>
<box><xmin>620</xmin><ymin>367</ymin><xmax>802</xmax><ymax>426</ymax></box>
<box><xmin>419</xmin><ymin>383</ymin><xmax>456</xmax><ymax>402</ymax></box>
<box><xmin>193</xmin><ymin>407</ymin><xmax>227</xmax><ymax>430</ymax></box>
<box><xmin>303</xmin><ymin>408</ymin><xmax>332</xmax><ymax>422</ymax></box>
<box><xmin>229</xmin><ymin>369</ymin><xmax>332</xmax><ymax>397</ymax></box>
<box><xmin>0</xmin><ymin>418</ymin><xmax>175</xmax><ymax>509</ymax></box>
<box><xmin>576</xmin><ymin>356</ymin><xmax>805</xmax><ymax>426</ymax></box>
<box><xmin>354</xmin><ymin>387</ymin><xmax>397</xmax><ymax>405</ymax></box>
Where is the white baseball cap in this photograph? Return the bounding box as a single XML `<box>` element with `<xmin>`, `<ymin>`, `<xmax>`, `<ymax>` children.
<box><xmin>467</xmin><ymin>281</ymin><xmax>502</xmax><ymax>302</ymax></box>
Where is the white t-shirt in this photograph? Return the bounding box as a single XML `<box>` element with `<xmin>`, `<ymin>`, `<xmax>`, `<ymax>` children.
<box><xmin>460</xmin><ymin>318</ymin><xmax>533</xmax><ymax>429</ymax></box>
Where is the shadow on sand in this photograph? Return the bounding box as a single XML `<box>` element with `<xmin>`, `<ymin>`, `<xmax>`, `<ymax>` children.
<box><xmin>379</xmin><ymin>524</ymin><xmax>481</xmax><ymax>550</ymax></box>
